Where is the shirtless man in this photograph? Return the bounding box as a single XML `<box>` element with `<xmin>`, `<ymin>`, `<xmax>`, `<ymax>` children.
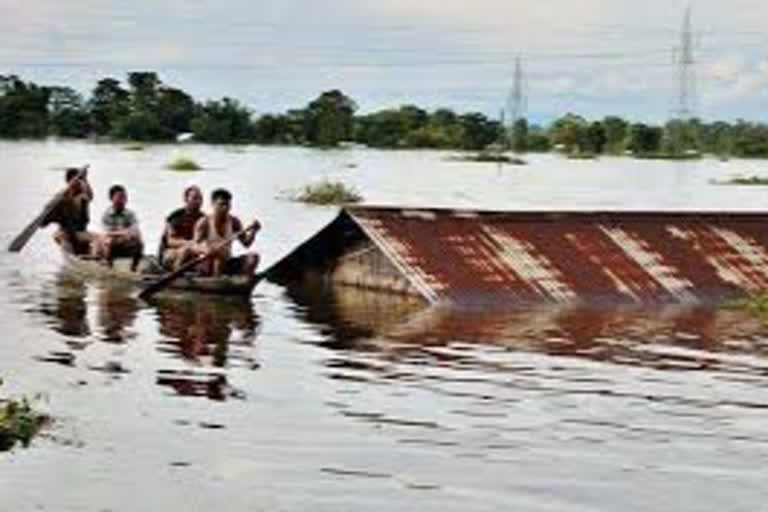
<box><xmin>95</xmin><ymin>185</ymin><xmax>144</xmax><ymax>271</ymax></box>
<box><xmin>43</xmin><ymin>167</ymin><xmax>94</xmax><ymax>254</ymax></box>
<box><xmin>193</xmin><ymin>188</ymin><xmax>260</xmax><ymax>277</ymax></box>
<box><xmin>160</xmin><ymin>186</ymin><xmax>205</xmax><ymax>271</ymax></box>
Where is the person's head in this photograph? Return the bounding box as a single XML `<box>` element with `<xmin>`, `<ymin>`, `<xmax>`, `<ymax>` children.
<box><xmin>210</xmin><ymin>188</ymin><xmax>232</xmax><ymax>218</ymax></box>
<box><xmin>184</xmin><ymin>185</ymin><xmax>203</xmax><ymax>213</ymax></box>
<box><xmin>65</xmin><ymin>168</ymin><xmax>84</xmax><ymax>193</ymax></box>
<box><xmin>109</xmin><ymin>185</ymin><xmax>128</xmax><ymax>210</ymax></box>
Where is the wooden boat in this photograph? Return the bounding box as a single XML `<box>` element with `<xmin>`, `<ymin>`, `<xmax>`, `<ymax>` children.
<box><xmin>62</xmin><ymin>252</ymin><xmax>260</xmax><ymax>296</ymax></box>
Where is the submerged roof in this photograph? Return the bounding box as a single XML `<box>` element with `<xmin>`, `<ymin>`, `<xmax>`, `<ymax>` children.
<box><xmin>266</xmin><ymin>206</ymin><xmax>768</xmax><ymax>307</ymax></box>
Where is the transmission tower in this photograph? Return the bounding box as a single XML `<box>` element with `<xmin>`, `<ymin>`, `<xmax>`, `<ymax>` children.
<box><xmin>676</xmin><ymin>4</ymin><xmax>697</xmax><ymax>120</ymax></box>
<box><xmin>505</xmin><ymin>57</ymin><xmax>527</xmax><ymax>149</ymax></box>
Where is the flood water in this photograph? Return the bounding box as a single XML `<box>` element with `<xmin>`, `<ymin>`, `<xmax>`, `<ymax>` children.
<box><xmin>1</xmin><ymin>140</ymin><xmax>768</xmax><ymax>511</ymax></box>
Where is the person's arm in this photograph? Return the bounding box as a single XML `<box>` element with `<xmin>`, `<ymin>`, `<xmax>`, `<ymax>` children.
<box><xmin>193</xmin><ymin>217</ymin><xmax>208</xmax><ymax>246</ymax></box>
<box><xmin>235</xmin><ymin>216</ymin><xmax>260</xmax><ymax>247</ymax></box>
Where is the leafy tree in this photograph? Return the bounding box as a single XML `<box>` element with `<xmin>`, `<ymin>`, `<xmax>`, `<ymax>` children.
<box><xmin>0</xmin><ymin>75</ymin><xmax>50</xmax><ymax>138</ymax></box>
<box><xmin>304</xmin><ymin>90</ymin><xmax>357</xmax><ymax>147</ymax></box>
<box><xmin>511</xmin><ymin>118</ymin><xmax>529</xmax><ymax>152</ymax></box>
<box><xmin>584</xmin><ymin>121</ymin><xmax>607</xmax><ymax>154</ymax></box>
<box><xmin>549</xmin><ymin>113</ymin><xmax>588</xmax><ymax>153</ymax></box>
<box><xmin>156</xmin><ymin>87</ymin><xmax>195</xmax><ymax>135</ymax></box>
<box><xmin>191</xmin><ymin>98</ymin><xmax>254</xmax><ymax>143</ymax></box>
<box><xmin>88</xmin><ymin>78</ymin><xmax>129</xmax><ymax>136</ymax></box>
<box><xmin>602</xmin><ymin>116</ymin><xmax>628</xmax><ymax>154</ymax></box>
<box><xmin>48</xmin><ymin>86</ymin><xmax>90</xmax><ymax>137</ymax></box>
<box><xmin>627</xmin><ymin>123</ymin><xmax>663</xmax><ymax>155</ymax></box>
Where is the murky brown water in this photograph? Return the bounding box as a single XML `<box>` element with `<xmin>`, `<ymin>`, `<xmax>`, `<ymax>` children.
<box><xmin>1</xmin><ymin>140</ymin><xmax>768</xmax><ymax>511</ymax></box>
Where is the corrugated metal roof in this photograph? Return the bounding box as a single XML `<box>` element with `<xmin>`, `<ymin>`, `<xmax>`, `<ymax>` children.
<box><xmin>267</xmin><ymin>206</ymin><xmax>768</xmax><ymax>307</ymax></box>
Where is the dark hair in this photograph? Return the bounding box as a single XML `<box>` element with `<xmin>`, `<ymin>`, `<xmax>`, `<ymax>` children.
<box><xmin>184</xmin><ymin>185</ymin><xmax>201</xmax><ymax>199</ymax></box>
<box><xmin>65</xmin><ymin>168</ymin><xmax>80</xmax><ymax>182</ymax></box>
<box><xmin>211</xmin><ymin>188</ymin><xmax>232</xmax><ymax>202</ymax></box>
<box><xmin>109</xmin><ymin>185</ymin><xmax>127</xmax><ymax>199</ymax></box>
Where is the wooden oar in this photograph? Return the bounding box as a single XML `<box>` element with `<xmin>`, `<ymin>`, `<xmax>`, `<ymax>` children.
<box><xmin>138</xmin><ymin>225</ymin><xmax>256</xmax><ymax>300</ymax></box>
<box><xmin>8</xmin><ymin>165</ymin><xmax>89</xmax><ymax>252</ymax></box>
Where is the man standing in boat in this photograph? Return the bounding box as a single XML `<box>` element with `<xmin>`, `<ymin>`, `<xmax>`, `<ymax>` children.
<box><xmin>194</xmin><ymin>188</ymin><xmax>260</xmax><ymax>277</ymax></box>
<box><xmin>43</xmin><ymin>167</ymin><xmax>94</xmax><ymax>254</ymax></box>
<box><xmin>159</xmin><ymin>185</ymin><xmax>205</xmax><ymax>271</ymax></box>
<box><xmin>95</xmin><ymin>185</ymin><xmax>144</xmax><ymax>271</ymax></box>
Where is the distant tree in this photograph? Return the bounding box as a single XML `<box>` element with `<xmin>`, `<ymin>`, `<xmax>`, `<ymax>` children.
<box><xmin>191</xmin><ymin>98</ymin><xmax>254</xmax><ymax>143</ymax></box>
<box><xmin>304</xmin><ymin>90</ymin><xmax>357</xmax><ymax>147</ymax></box>
<box><xmin>584</xmin><ymin>121</ymin><xmax>607</xmax><ymax>154</ymax></box>
<box><xmin>602</xmin><ymin>116</ymin><xmax>628</xmax><ymax>154</ymax></box>
<box><xmin>549</xmin><ymin>113</ymin><xmax>588</xmax><ymax>153</ymax></box>
<box><xmin>511</xmin><ymin>118</ymin><xmax>529</xmax><ymax>153</ymax></box>
<box><xmin>627</xmin><ymin>123</ymin><xmax>663</xmax><ymax>155</ymax></box>
<box><xmin>88</xmin><ymin>78</ymin><xmax>130</xmax><ymax>136</ymax></box>
<box><xmin>156</xmin><ymin>87</ymin><xmax>195</xmax><ymax>135</ymax></box>
<box><xmin>0</xmin><ymin>75</ymin><xmax>50</xmax><ymax>138</ymax></box>
<box><xmin>48</xmin><ymin>86</ymin><xmax>90</xmax><ymax>137</ymax></box>
<box><xmin>458</xmin><ymin>112</ymin><xmax>499</xmax><ymax>150</ymax></box>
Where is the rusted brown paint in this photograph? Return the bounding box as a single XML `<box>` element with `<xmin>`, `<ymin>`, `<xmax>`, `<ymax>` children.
<box><xmin>343</xmin><ymin>207</ymin><xmax>768</xmax><ymax>307</ymax></box>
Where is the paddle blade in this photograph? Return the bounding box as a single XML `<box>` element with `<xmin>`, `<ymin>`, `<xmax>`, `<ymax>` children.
<box><xmin>8</xmin><ymin>223</ymin><xmax>40</xmax><ymax>252</ymax></box>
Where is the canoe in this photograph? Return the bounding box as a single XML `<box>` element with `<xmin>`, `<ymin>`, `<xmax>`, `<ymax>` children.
<box><xmin>61</xmin><ymin>252</ymin><xmax>260</xmax><ymax>296</ymax></box>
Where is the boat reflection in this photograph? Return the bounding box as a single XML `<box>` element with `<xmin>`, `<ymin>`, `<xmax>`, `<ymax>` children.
<box><xmin>37</xmin><ymin>272</ymin><xmax>91</xmax><ymax>338</ymax></box>
<box><xmin>151</xmin><ymin>294</ymin><xmax>260</xmax><ymax>400</ymax></box>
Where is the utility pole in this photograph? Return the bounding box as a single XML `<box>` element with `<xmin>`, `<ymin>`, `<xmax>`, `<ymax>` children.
<box><xmin>672</xmin><ymin>4</ymin><xmax>698</xmax><ymax>156</ymax></box>
<box><xmin>506</xmin><ymin>57</ymin><xmax>526</xmax><ymax>150</ymax></box>
<box><xmin>677</xmin><ymin>4</ymin><xmax>697</xmax><ymax>120</ymax></box>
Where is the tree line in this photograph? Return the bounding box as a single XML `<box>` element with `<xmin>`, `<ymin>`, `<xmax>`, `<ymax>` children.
<box><xmin>2</xmin><ymin>72</ymin><xmax>767</xmax><ymax>158</ymax></box>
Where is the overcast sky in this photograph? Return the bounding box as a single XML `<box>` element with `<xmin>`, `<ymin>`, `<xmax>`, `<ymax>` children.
<box><xmin>1</xmin><ymin>0</ymin><xmax>766</xmax><ymax>122</ymax></box>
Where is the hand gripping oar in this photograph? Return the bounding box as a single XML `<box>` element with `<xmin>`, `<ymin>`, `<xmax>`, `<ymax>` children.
<box><xmin>138</xmin><ymin>224</ymin><xmax>256</xmax><ymax>300</ymax></box>
<box><xmin>8</xmin><ymin>164</ymin><xmax>89</xmax><ymax>252</ymax></box>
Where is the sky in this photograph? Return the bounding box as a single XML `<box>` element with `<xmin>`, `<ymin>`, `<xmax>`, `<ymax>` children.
<box><xmin>1</xmin><ymin>0</ymin><xmax>766</xmax><ymax>123</ymax></box>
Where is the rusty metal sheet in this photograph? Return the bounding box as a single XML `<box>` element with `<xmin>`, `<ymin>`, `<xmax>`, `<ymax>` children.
<box><xmin>345</xmin><ymin>206</ymin><xmax>768</xmax><ymax>307</ymax></box>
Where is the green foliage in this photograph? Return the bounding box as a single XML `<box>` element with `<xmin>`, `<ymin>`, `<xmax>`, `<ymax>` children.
<box><xmin>303</xmin><ymin>90</ymin><xmax>357</xmax><ymax>147</ymax></box>
<box><xmin>627</xmin><ymin>123</ymin><xmax>664</xmax><ymax>155</ymax></box>
<box><xmin>0</xmin><ymin>75</ymin><xmax>51</xmax><ymax>138</ymax></box>
<box><xmin>0</xmin><ymin>396</ymin><xmax>50</xmax><ymax>451</ymax></box>
<box><xmin>715</xmin><ymin>175</ymin><xmax>768</xmax><ymax>185</ymax></box>
<box><xmin>731</xmin><ymin>293</ymin><xmax>768</xmax><ymax>318</ymax></box>
<box><xmin>3</xmin><ymin>72</ymin><xmax>768</xmax><ymax>156</ymax></box>
<box><xmin>191</xmin><ymin>98</ymin><xmax>253</xmax><ymax>143</ymax></box>
<box><xmin>167</xmin><ymin>157</ymin><xmax>202</xmax><ymax>171</ymax></box>
<box><xmin>292</xmin><ymin>180</ymin><xmax>362</xmax><ymax>205</ymax></box>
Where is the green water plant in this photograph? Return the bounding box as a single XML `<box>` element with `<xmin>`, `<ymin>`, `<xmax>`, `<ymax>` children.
<box><xmin>0</xmin><ymin>396</ymin><xmax>50</xmax><ymax>451</ymax></box>
<box><xmin>714</xmin><ymin>175</ymin><xmax>768</xmax><ymax>186</ymax></box>
<box><xmin>730</xmin><ymin>293</ymin><xmax>768</xmax><ymax>317</ymax></box>
<box><xmin>123</xmin><ymin>144</ymin><xmax>145</xmax><ymax>151</ymax></box>
<box><xmin>167</xmin><ymin>156</ymin><xmax>202</xmax><ymax>171</ymax></box>
<box><xmin>292</xmin><ymin>180</ymin><xmax>362</xmax><ymax>205</ymax></box>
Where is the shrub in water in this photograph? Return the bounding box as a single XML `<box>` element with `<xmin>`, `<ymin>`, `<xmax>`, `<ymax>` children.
<box><xmin>294</xmin><ymin>180</ymin><xmax>362</xmax><ymax>205</ymax></box>
<box><xmin>167</xmin><ymin>157</ymin><xmax>202</xmax><ymax>171</ymax></box>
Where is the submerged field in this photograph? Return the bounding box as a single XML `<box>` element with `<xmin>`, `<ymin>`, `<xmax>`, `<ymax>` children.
<box><xmin>1</xmin><ymin>140</ymin><xmax>767</xmax><ymax>511</ymax></box>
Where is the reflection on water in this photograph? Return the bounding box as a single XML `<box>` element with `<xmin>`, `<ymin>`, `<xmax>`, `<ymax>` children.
<box><xmin>36</xmin><ymin>272</ymin><xmax>91</xmax><ymax>338</ymax></box>
<box><xmin>152</xmin><ymin>294</ymin><xmax>259</xmax><ymax>400</ymax></box>
<box><xmin>31</xmin><ymin>276</ymin><xmax>260</xmax><ymax>400</ymax></box>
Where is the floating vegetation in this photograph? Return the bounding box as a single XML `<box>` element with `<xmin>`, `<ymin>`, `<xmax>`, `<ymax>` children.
<box><xmin>0</xmin><ymin>396</ymin><xmax>50</xmax><ymax>451</ymax></box>
<box><xmin>449</xmin><ymin>152</ymin><xmax>527</xmax><ymax>165</ymax></box>
<box><xmin>713</xmin><ymin>175</ymin><xmax>768</xmax><ymax>186</ymax></box>
<box><xmin>730</xmin><ymin>293</ymin><xmax>768</xmax><ymax>318</ymax></box>
<box><xmin>290</xmin><ymin>180</ymin><xmax>362</xmax><ymax>205</ymax></box>
<box><xmin>167</xmin><ymin>157</ymin><xmax>202</xmax><ymax>172</ymax></box>
<box><xmin>123</xmin><ymin>144</ymin><xmax>145</xmax><ymax>151</ymax></box>
<box><xmin>567</xmin><ymin>151</ymin><xmax>597</xmax><ymax>160</ymax></box>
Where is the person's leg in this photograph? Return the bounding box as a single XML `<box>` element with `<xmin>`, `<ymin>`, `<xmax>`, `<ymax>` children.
<box><xmin>242</xmin><ymin>252</ymin><xmax>260</xmax><ymax>275</ymax></box>
<box><xmin>53</xmin><ymin>230</ymin><xmax>74</xmax><ymax>253</ymax></box>
<box><xmin>130</xmin><ymin>239</ymin><xmax>144</xmax><ymax>272</ymax></box>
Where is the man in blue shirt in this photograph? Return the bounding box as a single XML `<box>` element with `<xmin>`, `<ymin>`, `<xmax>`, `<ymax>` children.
<box><xmin>95</xmin><ymin>185</ymin><xmax>144</xmax><ymax>271</ymax></box>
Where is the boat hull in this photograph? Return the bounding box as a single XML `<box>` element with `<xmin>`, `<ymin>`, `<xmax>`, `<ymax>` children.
<box><xmin>62</xmin><ymin>253</ymin><xmax>259</xmax><ymax>297</ymax></box>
